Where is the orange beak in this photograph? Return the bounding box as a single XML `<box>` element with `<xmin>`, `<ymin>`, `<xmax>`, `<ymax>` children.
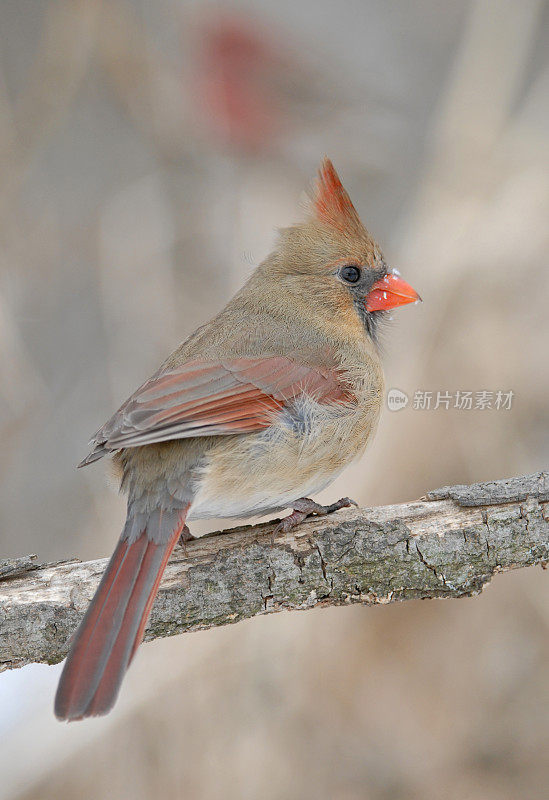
<box><xmin>366</xmin><ymin>272</ymin><xmax>421</xmax><ymax>312</ymax></box>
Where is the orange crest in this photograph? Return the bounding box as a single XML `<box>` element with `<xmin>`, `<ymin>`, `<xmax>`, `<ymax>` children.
<box><xmin>312</xmin><ymin>158</ymin><xmax>363</xmax><ymax>236</ymax></box>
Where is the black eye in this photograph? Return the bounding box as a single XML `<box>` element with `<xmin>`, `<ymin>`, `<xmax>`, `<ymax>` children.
<box><xmin>340</xmin><ymin>265</ymin><xmax>361</xmax><ymax>284</ymax></box>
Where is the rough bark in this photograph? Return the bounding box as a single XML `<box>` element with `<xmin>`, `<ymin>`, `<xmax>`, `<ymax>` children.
<box><xmin>1</xmin><ymin>472</ymin><xmax>547</xmax><ymax>672</ymax></box>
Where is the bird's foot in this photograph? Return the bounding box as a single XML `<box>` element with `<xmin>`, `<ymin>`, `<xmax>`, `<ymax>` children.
<box><xmin>275</xmin><ymin>496</ymin><xmax>357</xmax><ymax>533</ymax></box>
<box><xmin>178</xmin><ymin>525</ymin><xmax>196</xmax><ymax>547</ymax></box>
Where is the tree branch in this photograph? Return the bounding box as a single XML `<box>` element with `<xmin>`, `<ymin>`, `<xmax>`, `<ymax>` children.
<box><xmin>1</xmin><ymin>473</ymin><xmax>547</xmax><ymax>672</ymax></box>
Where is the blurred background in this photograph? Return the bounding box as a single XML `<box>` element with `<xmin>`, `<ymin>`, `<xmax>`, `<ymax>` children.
<box><xmin>0</xmin><ymin>0</ymin><xmax>548</xmax><ymax>798</ymax></box>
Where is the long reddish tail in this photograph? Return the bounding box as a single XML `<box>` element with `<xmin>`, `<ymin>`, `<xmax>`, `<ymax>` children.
<box><xmin>54</xmin><ymin>507</ymin><xmax>188</xmax><ymax>721</ymax></box>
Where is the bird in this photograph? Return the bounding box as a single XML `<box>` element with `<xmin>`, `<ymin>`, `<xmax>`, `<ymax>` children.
<box><xmin>55</xmin><ymin>158</ymin><xmax>420</xmax><ymax>721</ymax></box>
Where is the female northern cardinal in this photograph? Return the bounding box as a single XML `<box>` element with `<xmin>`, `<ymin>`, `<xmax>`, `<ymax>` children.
<box><xmin>55</xmin><ymin>159</ymin><xmax>419</xmax><ymax>720</ymax></box>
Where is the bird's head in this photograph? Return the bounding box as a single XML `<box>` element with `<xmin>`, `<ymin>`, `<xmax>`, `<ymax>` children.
<box><xmin>264</xmin><ymin>158</ymin><xmax>420</xmax><ymax>340</ymax></box>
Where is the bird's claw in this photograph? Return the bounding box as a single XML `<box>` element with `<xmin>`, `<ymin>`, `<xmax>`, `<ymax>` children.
<box><xmin>275</xmin><ymin>496</ymin><xmax>358</xmax><ymax>533</ymax></box>
<box><xmin>177</xmin><ymin>525</ymin><xmax>196</xmax><ymax>547</ymax></box>
<box><xmin>275</xmin><ymin>510</ymin><xmax>307</xmax><ymax>534</ymax></box>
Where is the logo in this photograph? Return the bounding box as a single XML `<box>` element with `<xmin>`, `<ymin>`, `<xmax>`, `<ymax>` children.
<box><xmin>387</xmin><ymin>388</ymin><xmax>409</xmax><ymax>412</ymax></box>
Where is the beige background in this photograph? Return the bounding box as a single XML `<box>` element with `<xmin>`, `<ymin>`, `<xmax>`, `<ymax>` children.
<box><xmin>0</xmin><ymin>1</ymin><xmax>548</xmax><ymax>798</ymax></box>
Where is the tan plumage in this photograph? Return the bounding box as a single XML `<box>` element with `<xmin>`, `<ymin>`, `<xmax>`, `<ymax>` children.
<box><xmin>55</xmin><ymin>158</ymin><xmax>419</xmax><ymax>721</ymax></box>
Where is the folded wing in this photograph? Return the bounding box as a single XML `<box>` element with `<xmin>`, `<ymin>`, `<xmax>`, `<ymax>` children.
<box><xmin>79</xmin><ymin>356</ymin><xmax>349</xmax><ymax>466</ymax></box>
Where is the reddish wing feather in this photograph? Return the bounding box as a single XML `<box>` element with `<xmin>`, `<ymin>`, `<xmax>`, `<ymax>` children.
<box><xmin>80</xmin><ymin>356</ymin><xmax>349</xmax><ymax>464</ymax></box>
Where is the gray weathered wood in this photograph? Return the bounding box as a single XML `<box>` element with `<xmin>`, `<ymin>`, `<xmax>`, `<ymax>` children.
<box><xmin>1</xmin><ymin>472</ymin><xmax>547</xmax><ymax>672</ymax></box>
